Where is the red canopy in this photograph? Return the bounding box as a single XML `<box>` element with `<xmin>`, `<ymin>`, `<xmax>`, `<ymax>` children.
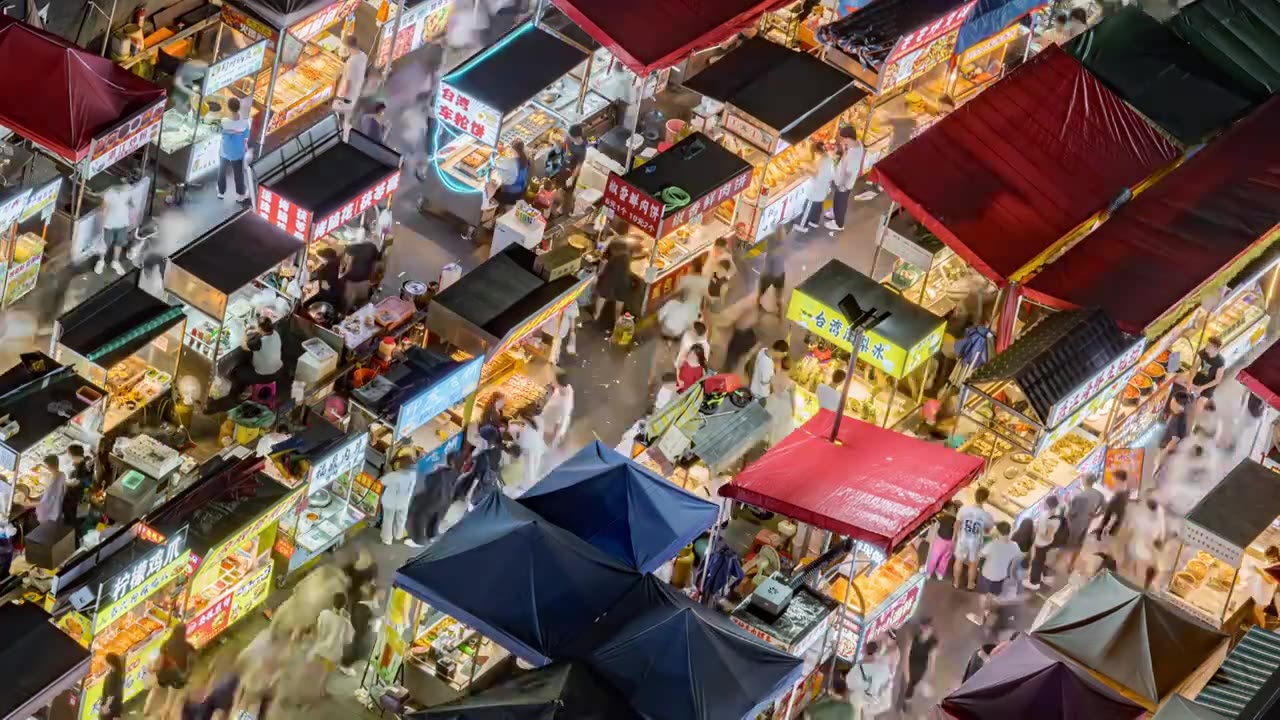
<box><xmin>871</xmin><ymin>45</ymin><xmax>1178</xmax><ymax>287</ymax></box>
<box><xmin>1240</xmin><ymin>343</ymin><xmax>1280</xmax><ymax>410</ymax></box>
<box><xmin>0</xmin><ymin>17</ymin><xmax>166</xmax><ymax>163</ymax></box>
<box><xmin>550</xmin><ymin>0</ymin><xmax>793</xmax><ymax>77</ymax></box>
<box><xmin>719</xmin><ymin>410</ymin><xmax>983</xmax><ymax>552</ymax></box>
<box><xmin>1025</xmin><ymin>97</ymin><xmax>1280</xmax><ymax>335</ymax></box>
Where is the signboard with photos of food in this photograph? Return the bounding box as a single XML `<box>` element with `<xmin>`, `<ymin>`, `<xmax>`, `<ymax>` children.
<box><xmin>86</xmin><ymin>101</ymin><xmax>165</xmax><ymax>179</ymax></box>
<box><xmin>787</xmin><ymin>289</ymin><xmax>944</xmax><ymax>379</ymax></box>
<box><xmin>376</xmin><ymin>0</ymin><xmax>453</xmax><ymax>67</ymax></box>
<box><xmin>878</xmin><ymin>1</ymin><xmax>977</xmax><ymax>94</ymax></box>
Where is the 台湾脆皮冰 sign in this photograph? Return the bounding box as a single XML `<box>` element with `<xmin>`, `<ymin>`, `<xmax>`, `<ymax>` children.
<box><xmin>786</xmin><ymin>289</ymin><xmax>943</xmax><ymax>379</ymax></box>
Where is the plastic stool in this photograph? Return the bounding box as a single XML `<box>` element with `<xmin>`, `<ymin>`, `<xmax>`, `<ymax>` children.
<box><xmin>250</xmin><ymin>381</ymin><xmax>277</xmax><ymax>408</ymax></box>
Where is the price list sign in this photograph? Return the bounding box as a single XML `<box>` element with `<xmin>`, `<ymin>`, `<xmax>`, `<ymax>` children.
<box><xmin>309</xmin><ymin>431</ymin><xmax>370</xmax><ymax>493</ymax></box>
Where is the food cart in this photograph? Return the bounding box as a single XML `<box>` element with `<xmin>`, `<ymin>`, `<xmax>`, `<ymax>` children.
<box><xmin>785</xmin><ymin>259</ymin><xmax>946</xmax><ymax>430</ymax></box>
<box><xmin>954</xmin><ymin>309</ymin><xmax>1145</xmax><ymax>525</ymax></box>
<box><xmin>427</xmin><ymin>245</ymin><xmax>591</xmax><ymax>426</ymax></box>
<box><xmin>163</xmin><ymin>210</ymin><xmax>305</xmax><ymax>390</ymax></box>
<box><xmin>600</xmin><ymin>132</ymin><xmax>752</xmax><ymax>314</ymax></box>
<box><xmin>872</xmin><ymin>208</ymin><xmax>993</xmax><ymax>318</ymax></box>
<box><xmin>218</xmin><ymin>0</ymin><xmax>363</xmax><ymax>143</ymax></box>
<box><xmin>681</xmin><ymin>36</ymin><xmax>867</xmax><ymax>247</ymax></box>
<box><xmin>0</xmin><ymin>353</ymin><xmax>106</xmax><ymax>525</ymax></box>
<box><xmin>52</xmin><ymin>524</ymin><xmax>192</xmax><ymax>720</ymax></box>
<box><xmin>252</xmin><ymin>114</ymin><xmax>401</xmax><ymax>307</ymax></box>
<box><xmin>425</xmin><ymin>19</ymin><xmax>614</xmax><ymax>227</ymax></box>
<box><xmin>52</xmin><ymin>274</ymin><xmax>186</xmax><ymax>435</ymax></box>
<box><xmin>1166</xmin><ymin>458</ymin><xmax>1280</xmax><ymax>628</ymax></box>
<box><xmin>2</xmin><ymin>178</ymin><xmax>60</xmax><ymax>307</ymax></box>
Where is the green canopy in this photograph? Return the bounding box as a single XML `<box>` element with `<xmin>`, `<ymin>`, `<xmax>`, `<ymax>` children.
<box><xmin>1172</xmin><ymin>0</ymin><xmax>1280</xmax><ymax>97</ymax></box>
<box><xmin>1066</xmin><ymin>7</ymin><xmax>1262</xmax><ymax>144</ymax></box>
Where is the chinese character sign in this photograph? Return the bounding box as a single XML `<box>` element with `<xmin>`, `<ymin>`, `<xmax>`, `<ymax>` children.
<box><xmin>256</xmin><ymin>187</ymin><xmax>315</xmax><ymax>241</ymax></box>
<box><xmin>1045</xmin><ymin>338</ymin><xmax>1146</xmax><ymax>428</ymax></box>
<box><xmin>206</xmin><ymin>41</ymin><xmax>268</xmax><ymax>94</ymax></box>
<box><xmin>376</xmin><ymin>0</ymin><xmax>452</xmax><ymax>67</ymax></box>
<box><xmin>436</xmin><ymin>81</ymin><xmax>500</xmax><ymax>146</ymax></box>
<box><xmin>309</xmin><ymin>432</ymin><xmax>370</xmax><ymax>493</ymax></box>
<box><xmin>0</xmin><ymin>188</ymin><xmax>32</xmax><ymax>230</ymax></box>
<box><xmin>601</xmin><ymin>172</ymin><xmax>662</xmax><ymax>237</ymax></box>
<box><xmin>786</xmin><ymin>290</ymin><xmax>922</xmax><ymax>378</ymax></box>
<box><xmin>288</xmin><ymin>0</ymin><xmax>361</xmax><ymax>44</ymax></box>
<box><xmin>662</xmin><ymin>167</ymin><xmax>754</xmax><ymax>236</ymax></box>
<box><xmin>86</xmin><ymin>101</ymin><xmax>166</xmax><ymax>178</ymax></box>
<box><xmin>19</xmin><ymin>178</ymin><xmax>60</xmax><ymax>224</ymax></box>
<box><xmin>886</xmin><ymin>0</ymin><xmax>977</xmax><ymax>63</ymax></box>
<box><xmin>312</xmin><ymin>171</ymin><xmax>400</xmax><ymax>239</ymax></box>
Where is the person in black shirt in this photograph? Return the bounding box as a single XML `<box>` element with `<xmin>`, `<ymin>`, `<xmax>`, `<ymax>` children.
<box><xmin>962</xmin><ymin>643</ymin><xmax>997</xmax><ymax>682</ymax></box>
<box><xmin>342</xmin><ymin>241</ymin><xmax>381</xmax><ymax>312</ymax></box>
<box><xmin>1095</xmin><ymin>470</ymin><xmax>1131</xmax><ymax>539</ymax></box>
<box><xmin>901</xmin><ymin>618</ymin><xmax>939</xmax><ymax>710</ymax></box>
<box><xmin>1156</xmin><ymin>392</ymin><xmax>1191</xmax><ymax>470</ymax></box>
<box><xmin>1192</xmin><ymin>336</ymin><xmax>1226</xmax><ymax>399</ymax></box>
<box><xmin>926</xmin><ymin>501</ymin><xmax>958</xmax><ymax>580</ymax></box>
<box><xmin>100</xmin><ymin>653</ymin><xmax>125</xmax><ymax>720</ymax></box>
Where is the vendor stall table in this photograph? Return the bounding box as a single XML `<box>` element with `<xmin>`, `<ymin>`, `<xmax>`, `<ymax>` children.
<box><xmin>601</xmin><ymin>132</ymin><xmax>752</xmax><ymax>314</ymax></box>
<box><xmin>785</xmin><ymin>259</ymin><xmax>946</xmax><ymax>430</ymax></box>
<box><xmin>164</xmin><ymin>210</ymin><xmax>306</xmax><ymax>389</ymax></box>
<box><xmin>52</xmin><ymin>273</ymin><xmax>186</xmax><ymax>436</ymax></box>
<box><xmin>955</xmin><ymin>309</ymin><xmax>1144</xmax><ymax>525</ymax></box>
<box><xmin>1166</xmin><ymin>458</ymin><xmax>1280</xmax><ymax>629</ymax></box>
<box><xmin>425</xmin><ymin>20</ymin><xmax>610</xmax><ymax>228</ymax></box>
<box><xmin>681</xmin><ymin>36</ymin><xmax>866</xmax><ymax>247</ymax></box>
<box><xmin>252</xmin><ymin>114</ymin><xmax>401</xmax><ymax>305</ymax></box>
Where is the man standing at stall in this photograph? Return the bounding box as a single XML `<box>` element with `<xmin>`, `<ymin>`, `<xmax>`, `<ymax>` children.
<box><xmin>338</xmin><ymin>34</ymin><xmax>369</xmax><ymax>133</ymax></box>
<box><xmin>217</xmin><ymin>98</ymin><xmax>250</xmax><ymax>203</ymax></box>
<box><xmin>952</xmin><ymin>487</ymin><xmax>993</xmax><ymax>590</ymax></box>
<box><xmin>826</xmin><ymin>126</ymin><xmax>865</xmax><ymax>233</ymax></box>
<box><xmin>379</xmin><ymin>456</ymin><xmax>418</xmax><ymax>545</ymax></box>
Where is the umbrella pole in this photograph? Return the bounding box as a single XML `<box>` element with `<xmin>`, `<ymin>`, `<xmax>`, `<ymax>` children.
<box><xmin>697</xmin><ymin>501</ymin><xmax>728</xmax><ymax>603</ymax></box>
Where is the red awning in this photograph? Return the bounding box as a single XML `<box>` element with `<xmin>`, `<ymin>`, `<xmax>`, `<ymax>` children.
<box><xmin>1241</xmin><ymin>343</ymin><xmax>1280</xmax><ymax>411</ymax></box>
<box><xmin>719</xmin><ymin>410</ymin><xmax>983</xmax><ymax>552</ymax></box>
<box><xmin>550</xmin><ymin>0</ymin><xmax>793</xmax><ymax>77</ymax></box>
<box><xmin>0</xmin><ymin>17</ymin><xmax>166</xmax><ymax>163</ymax></box>
<box><xmin>1024</xmin><ymin>96</ymin><xmax>1280</xmax><ymax>335</ymax></box>
<box><xmin>870</xmin><ymin>45</ymin><xmax>1178</xmax><ymax>287</ymax></box>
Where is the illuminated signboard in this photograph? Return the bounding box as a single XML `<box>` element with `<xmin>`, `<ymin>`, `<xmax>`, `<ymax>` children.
<box><xmin>436</xmin><ymin>81</ymin><xmax>501</xmax><ymax>146</ymax></box>
<box><xmin>255</xmin><ymin>186</ymin><xmax>314</xmax><ymax>241</ymax></box>
<box><xmin>309</xmin><ymin>171</ymin><xmax>401</xmax><ymax>239</ymax></box>
<box><xmin>86</xmin><ymin>101</ymin><xmax>165</xmax><ymax>178</ymax></box>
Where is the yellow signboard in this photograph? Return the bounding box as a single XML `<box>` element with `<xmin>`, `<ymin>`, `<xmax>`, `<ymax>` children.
<box><xmin>787</xmin><ymin>290</ymin><xmax>943</xmax><ymax>378</ymax></box>
<box><xmin>80</xmin><ymin>630</ymin><xmax>168</xmax><ymax>720</ymax></box>
<box><xmin>228</xmin><ymin>562</ymin><xmax>274</xmax><ymax>626</ymax></box>
<box><xmin>196</xmin><ymin>490</ymin><xmax>302</xmax><ymax>584</ymax></box>
<box><xmin>93</xmin><ymin>551</ymin><xmax>191</xmax><ymax>634</ymax></box>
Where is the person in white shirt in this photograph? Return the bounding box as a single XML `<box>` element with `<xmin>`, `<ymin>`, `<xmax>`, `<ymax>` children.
<box><xmin>511</xmin><ymin>407</ymin><xmax>547</xmax><ymax>491</ymax></box>
<box><xmin>966</xmin><ymin>522</ymin><xmax>1022</xmax><ymax>627</ymax></box>
<box><xmin>953</xmin><ymin>487</ymin><xmax>994</xmax><ymax>590</ymax></box>
<box><xmin>797</xmin><ymin>142</ymin><xmax>834</xmax><ymax>231</ymax></box>
<box><xmin>1128</xmin><ymin>495</ymin><xmax>1168</xmax><ymax>590</ymax></box>
<box><xmin>750</xmin><ymin>341</ymin><xmax>788</xmax><ymax>401</ymax></box>
<box><xmin>97</xmin><ymin>181</ymin><xmax>135</xmax><ymax>275</ymax></box>
<box><xmin>816</xmin><ymin>369</ymin><xmax>846</xmax><ymax>414</ymax></box>
<box><xmin>379</xmin><ymin>456</ymin><xmax>418</xmax><ymax>545</ymax></box>
<box><xmin>311</xmin><ymin>593</ymin><xmax>356</xmax><ymax>678</ymax></box>
<box><xmin>826</xmin><ymin>126</ymin><xmax>865</xmax><ymax>231</ymax></box>
<box><xmin>337</xmin><ymin>34</ymin><xmax>368</xmax><ymax>130</ymax></box>
<box><xmin>1024</xmin><ymin>495</ymin><xmax>1065</xmax><ymax>590</ymax></box>
<box><xmin>675</xmin><ymin>322</ymin><xmax>711</xmax><ymax>371</ymax></box>
<box><xmin>544</xmin><ymin>372</ymin><xmax>574</xmax><ymax>446</ymax></box>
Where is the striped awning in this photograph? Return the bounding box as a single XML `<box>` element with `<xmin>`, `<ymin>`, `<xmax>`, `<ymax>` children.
<box><xmin>1197</xmin><ymin>627</ymin><xmax>1280</xmax><ymax>717</ymax></box>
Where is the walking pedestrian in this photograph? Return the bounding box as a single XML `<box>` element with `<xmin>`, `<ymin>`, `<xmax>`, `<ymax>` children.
<box><xmin>146</xmin><ymin>623</ymin><xmax>194</xmax><ymax>720</ymax></box>
<box><xmin>722</xmin><ymin>299</ymin><xmax>760</xmax><ymax>372</ymax></box>
<box><xmin>1128</xmin><ymin>495</ymin><xmax>1167</xmax><ymax>590</ymax></box>
<box><xmin>216</xmin><ymin>98</ymin><xmax>250</xmax><ymax>203</ymax></box>
<box><xmin>825</xmin><ymin>126</ymin><xmax>864</xmax><ymax>232</ymax></box>
<box><xmin>847</xmin><ymin>640</ymin><xmax>896</xmax><ymax>719</ymax></box>
<box><xmin>1064</xmin><ymin>474</ymin><xmax>1105</xmax><ymax>573</ymax></box>
<box><xmin>925</xmin><ymin>501</ymin><xmax>958</xmax><ymax>581</ymax></box>
<box><xmin>407</xmin><ymin>455</ymin><xmax>458</xmax><ymax>547</ymax></box>
<box><xmin>677</xmin><ymin>344</ymin><xmax>708</xmax><ymax>392</ymax></box>
<box><xmin>337</xmin><ymin>34</ymin><xmax>369</xmax><ymax>130</ymax></box>
<box><xmin>953</xmin><ymin>488</ymin><xmax>994</xmax><ymax>590</ymax></box>
<box><xmin>358</xmin><ymin>101</ymin><xmax>390</xmax><ymax>143</ymax></box>
<box><xmin>962</xmin><ymin>643</ymin><xmax>997</xmax><ymax>683</ymax></box>
<box><xmin>1095</xmin><ymin>470</ymin><xmax>1131</xmax><ymax>540</ymax></box>
<box><xmin>1024</xmin><ymin>495</ymin><xmax>1065</xmax><ymax>591</ymax></box>
<box><xmin>750</xmin><ymin>341</ymin><xmax>789</xmax><ymax>402</ymax></box>
<box><xmin>675</xmin><ymin>321</ymin><xmax>711</xmax><ymax>372</ymax></box>
<box><xmin>901</xmin><ymin>619</ymin><xmax>939</xmax><ymax>709</ymax></box>
<box><xmin>544</xmin><ymin>371</ymin><xmax>574</xmax><ymax>446</ymax></box>
<box><xmin>311</xmin><ymin>593</ymin><xmax>356</xmax><ymax>681</ymax></box>
<box><xmin>1191</xmin><ymin>336</ymin><xmax>1226</xmax><ymax>403</ymax></box>
<box><xmin>966</xmin><ymin>522</ymin><xmax>1022</xmax><ymax>627</ymax></box>
<box><xmin>378</xmin><ymin>456</ymin><xmax>417</xmax><ymax>545</ymax></box>
<box><xmin>796</xmin><ymin>142</ymin><xmax>833</xmax><ymax>231</ymax></box>
<box><xmin>100</xmin><ymin>653</ymin><xmax>125</xmax><ymax>720</ymax></box>
<box><xmin>512</xmin><ymin>407</ymin><xmax>546</xmax><ymax>491</ymax></box>
<box><xmin>757</xmin><ymin>226</ymin><xmax>789</xmax><ymax>315</ymax></box>
<box><xmin>96</xmin><ymin>179</ymin><xmax>136</xmax><ymax>275</ymax></box>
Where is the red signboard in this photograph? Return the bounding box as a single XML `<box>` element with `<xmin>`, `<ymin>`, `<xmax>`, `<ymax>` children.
<box><xmin>220</xmin><ymin>4</ymin><xmax>276</xmax><ymax>42</ymax></box>
<box><xmin>273</xmin><ymin>534</ymin><xmax>295</xmax><ymax>559</ymax></box>
<box><xmin>436</xmin><ymin>82</ymin><xmax>501</xmax><ymax>146</ymax></box>
<box><xmin>1104</xmin><ymin>447</ymin><xmax>1144</xmax><ymax>491</ymax></box>
<box><xmin>289</xmin><ymin>0</ymin><xmax>361</xmax><ymax>43</ymax></box>
<box><xmin>662</xmin><ymin>167</ymin><xmax>754</xmax><ymax>235</ymax></box>
<box><xmin>602</xmin><ymin>173</ymin><xmax>662</xmax><ymax>236</ymax></box>
<box><xmin>886</xmin><ymin>1</ymin><xmax>978</xmax><ymax>64</ymax></box>
<box><xmin>647</xmin><ymin>254</ymin><xmax>700</xmax><ymax>309</ymax></box>
<box><xmin>255</xmin><ymin>187</ymin><xmax>314</xmax><ymax>241</ymax></box>
<box><xmin>87</xmin><ymin>101</ymin><xmax>166</xmax><ymax>178</ymax></box>
<box><xmin>310</xmin><ymin>170</ymin><xmax>401</xmax><ymax>239</ymax></box>
<box><xmin>838</xmin><ymin>575</ymin><xmax>924</xmax><ymax>658</ymax></box>
<box><xmin>186</xmin><ymin>592</ymin><xmax>233</xmax><ymax>648</ymax></box>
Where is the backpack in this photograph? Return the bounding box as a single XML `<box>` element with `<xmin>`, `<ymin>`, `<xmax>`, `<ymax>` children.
<box><xmin>1051</xmin><ymin>512</ymin><xmax>1071</xmax><ymax>548</ymax></box>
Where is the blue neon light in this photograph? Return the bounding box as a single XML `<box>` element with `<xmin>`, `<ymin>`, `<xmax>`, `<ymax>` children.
<box><xmin>430</xmin><ymin>122</ymin><xmax>486</xmax><ymax>195</ymax></box>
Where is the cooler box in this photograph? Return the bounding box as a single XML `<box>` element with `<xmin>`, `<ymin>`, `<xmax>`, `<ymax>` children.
<box><xmin>26</xmin><ymin>522</ymin><xmax>75</xmax><ymax>569</ymax></box>
<box><xmin>297</xmin><ymin>338</ymin><xmax>338</xmax><ymax>384</ymax></box>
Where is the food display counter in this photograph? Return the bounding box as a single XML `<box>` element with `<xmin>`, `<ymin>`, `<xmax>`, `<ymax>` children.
<box><xmin>1165</xmin><ymin>458</ymin><xmax>1280</xmax><ymax>628</ymax></box>
<box><xmin>730</xmin><ymin>583</ymin><xmax>837</xmax><ymax>720</ymax></box>
<box><xmin>164</xmin><ymin>210</ymin><xmax>305</xmax><ymax>387</ymax></box>
<box><xmin>948</xmin><ymin>21</ymin><xmax>1034</xmax><ymax>101</ymax></box>
<box><xmin>785</xmin><ymin>259</ymin><xmax>946</xmax><ymax>429</ymax></box>
<box><xmin>1207</xmin><ymin>285</ymin><xmax>1270</xmax><ymax>367</ymax></box>
<box><xmin>601</xmin><ymin>132</ymin><xmax>752</xmax><ymax>313</ymax></box>
<box><xmin>875</xmin><ymin>208</ymin><xmax>989</xmax><ymax>317</ymax></box>
<box><xmin>59</xmin><ymin>526</ymin><xmax>191</xmax><ymax>720</ymax></box>
<box><xmin>829</xmin><ymin>544</ymin><xmax>926</xmax><ymax>659</ymax></box>
<box><xmin>402</xmin><ymin>609</ymin><xmax>512</xmax><ymax>705</ymax></box>
<box><xmin>425</xmin><ymin>22</ymin><xmax>610</xmax><ymax>227</ymax></box>
<box><xmin>53</xmin><ymin>275</ymin><xmax>186</xmax><ymax>435</ymax></box>
<box><xmin>271</xmin><ymin>429</ymin><xmax>371</xmax><ymax>579</ymax></box>
<box><xmin>680</xmin><ymin>36</ymin><xmax>866</xmax><ymax>247</ymax></box>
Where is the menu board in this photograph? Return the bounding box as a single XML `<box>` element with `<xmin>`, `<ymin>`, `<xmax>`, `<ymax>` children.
<box><xmin>1104</xmin><ymin>448</ymin><xmax>1144</xmax><ymax>491</ymax></box>
<box><xmin>86</xmin><ymin>101</ymin><xmax>165</xmax><ymax>178</ymax></box>
<box><xmin>396</xmin><ymin>358</ymin><xmax>483</xmax><ymax>440</ymax></box>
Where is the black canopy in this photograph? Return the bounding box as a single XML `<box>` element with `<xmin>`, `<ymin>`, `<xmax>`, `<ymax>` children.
<box><xmin>148</xmin><ymin>454</ymin><xmax>291</xmax><ymax>556</ymax></box>
<box><xmin>410</xmin><ymin>662</ymin><xmax>639</xmax><ymax>720</ymax></box>
<box><xmin>1172</xmin><ymin>0</ymin><xmax>1280</xmax><ymax>97</ymax></box>
<box><xmin>254</xmin><ymin>116</ymin><xmax>401</xmax><ymax>221</ymax></box>
<box><xmin>0</xmin><ymin>353</ymin><xmax>105</xmax><ymax>459</ymax></box>
<box><xmin>1197</xmin><ymin>627</ymin><xmax>1280</xmax><ymax>718</ymax></box>
<box><xmin>230</xmin><ymin>0</ymin><xmax>330</xmax><ymax>30</ymax></box>
<box><xmin>620</xmin><ymin>132</ymin><xmax>752</xmax><ymax>219</ymax></box>
<box><xmin>0</xmin><ymin>602</ymin><xmax>91</xmax><ymax>720</ymax></box>
<box><xmin>683</xmin><ymin>37</ymin><xmax>865</xmax><ymax>144</ymax></box>
<box><xmin>445</xmin><ymin>23</ymin><xmax>589</xmax><ymax>115</ymax></box>
<box><xmin>817</xmin><ymin>0</ymin><xmax>973</xmax><ymax>72</ymax></box>
<box><xmin>56</xmin><ymin>273</ymin><xmax>184</xmax><ymax>369</ymax></box>
<box><xmin>171</xmin><ymin>210</ymin><xmax>305</xmax><ymax>295</ymax></box>
<box><xmin>1186</xmin><ymin>458</ymin><xmax>1280</xmax><ymax>555</ymax></box>
<box><xmin>1066</xmin><ymin>7</ymin><xmax>1261</xmax><ymax>144</ymax></box>
<box><xmin>968</xmin><ymin>309</ymin><xmax>1137</xmax><ymax>427</ymax></box>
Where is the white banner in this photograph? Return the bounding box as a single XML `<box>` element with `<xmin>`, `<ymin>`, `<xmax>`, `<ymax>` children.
<box><xmin>205</xmin><ymin>41</ymin><xmax>268</xmax><ymax>95</ymax></box>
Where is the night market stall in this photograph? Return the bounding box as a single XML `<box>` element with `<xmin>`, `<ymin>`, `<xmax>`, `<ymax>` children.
<box><xmin>516</xmin><ymin>440</ymin><xmax>719</xmax><ymax>573</ymax></box>
<box><xmin>1065</xmin><ymin>7</ymin><xmax>1263</xmax><ymax>145</ymax></box>
<box><xmin>372</xmin><ymin>0</ymin><xmax>452</xmax><ymax>70</ymax></box>
<box><xmin>252</xmin><ymin>114</ymin><xmax>401</xmax><ymax>312</ymax></box>
<box><xmin>3</xmin><ymin>177</ymin><xmax>62</xmax><ymax>307</ymax></box>
<box><xmin>1171</xmin><ymin>0</ymin><xmax>1280</xmax><ymax>98</ymax></box>
<box><xmin>937</xmin><ymin>634</ymin><xmax>1147</xmax><ymax>720</ymax></box>
<box><xmin>51</xmin><ymin>523</ymin><xmax>191</xmax><ymax>720</ymax></box>
<box><xmin>680</xmin><ymin>36</ymin><xmax>866</xmax><ymax>246</ymax></box>
<box><xmin>1164</xmin><ymin>458</ymin><xmax>1280</xmax><ymax>628</ymax></box>
<box><xmin>1023</xmin><ymin>97</ymin><xmax>1280</xmax><ymax>449</ymax></box>
<box><xmin>600</xmin><ymin>131</ymin><xmax>752</xmax><ymax>314</ymax></box>
<box><xmin>0</xmin><ymin>601</ymin><xmax>92</xmax><ymax>720</ymax></box>
<box><xmin>52</xmin><ymin>274</ymin><xmax>186</xmax><ymax>436</ymax></box>
<box><xmin>1193</xmin><ymin>626</ymin><xmax>1280</xmax><ymax>718</ymax></box>
<box><xmin>427</xmin><ymin>244</ymin><xmax>590</xmax><ymax>423</ymax></box>
<box><xmin>716</xmin><ymin>411</ymin><xmax>982</xmax><ymax>714</ymax></box>
<box><xmin>372</xmin><ymin>493</ymin><xmax>642</xmax><ymax>705</ymax></box>
<box><xmin>947</xmin><ymin>0</ymin><xmax>1047</xmax><ymax>101</ymax></box>
<box><xmin>0</xmin><ymin>17</ymin><xmax>166</xmax><ymax>268</ymax></box>
<box><xmin>785</xmin><ymin>258</ymin><xmax>946</xmax><ymax>429</ymax></box>
<box><xmin>571</xmin><ymin>574</ymin><xmax>805</xmax><ymax>720</ymax></box>
<box><xmin>1236</xmin><ymin>338</ymin><xmax>1280</xmax><ymax>465</ymax></box>
<box><xmin>164</xmin><ymin>209</ymin><xmax>305</xmax><ymax>390</ymax></box>
<box><xmin>0</xmin><ymin>353</ymin><xmax>106</xmax><ymax>533</ymax></box>
<box><xmin>425</xmin><ymin>20</ymin><xmax>605</xmax><ymax>228</ymax></box>
<box><xmin>868</xmin><ymin>45</ymin><xmax>1180</xmax><ymax>330</ymax></box>
<box><xmin>1032</xmin><ymin>571</ymin><xmax>1228</xmax><ymax>710</ymax></box>
<box><xmin>954</xmin><ymin>309</ymin><xmax>1144</xmax><ymax>524</ymax></box>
